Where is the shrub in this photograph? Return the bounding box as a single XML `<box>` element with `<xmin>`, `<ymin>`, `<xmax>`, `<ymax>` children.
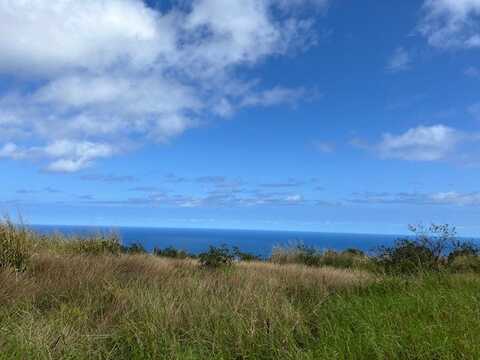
<box><xmin>153</xmin><ymin>246</ymin><xmax>189</xmax><ymax>259</ymax></box>
<box><xmin>376</xmin><ymin>223</ymin><xmax>458</xmax><ymax>274</ymax></box>
<box><xmin>121</xmin><ymin>242</ymin><xmax>147</xmax><ymax>254</ymax></box>
<box><xmin>0</xmin><ymin>220</ymin><xmax>32</xmax><ymax>271</ymax></box>
<box><xmin>198</xmin><ymin>245</ymin><xmax>234</xmax><ymax>268</ymax></box>
<box><xmin>376</xmin><ymin>239</ymin><xmax>437</xmax><ymax>274</ymax></box>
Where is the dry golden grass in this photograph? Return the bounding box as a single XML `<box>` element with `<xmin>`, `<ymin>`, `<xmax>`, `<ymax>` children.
<box><xmin>0</xmin><ymin>252</ymin><xmax>372</xmax><ymax>359</ymax></box>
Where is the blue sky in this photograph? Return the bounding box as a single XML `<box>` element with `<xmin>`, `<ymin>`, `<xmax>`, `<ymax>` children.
<box><xmin>1</xmin><ymin>0</ymin><xmax>480</xmax><ymax>235</ymax></box>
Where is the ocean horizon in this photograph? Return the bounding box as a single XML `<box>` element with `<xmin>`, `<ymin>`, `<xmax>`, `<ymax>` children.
<box><xmin>31</xmin><ymin>224</ymin><xmax>406</xmax><ymax>258</ymax></box>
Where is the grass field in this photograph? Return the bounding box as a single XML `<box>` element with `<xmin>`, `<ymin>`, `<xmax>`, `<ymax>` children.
<box><xmin>1</xmin><ymin>222</ymin><xmax>480</xmax><ymax>359</ymax></box>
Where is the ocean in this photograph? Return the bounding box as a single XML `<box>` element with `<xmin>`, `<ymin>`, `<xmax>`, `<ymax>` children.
<box><xmin>31</xmin><ymin>225</ymin><xmax>402</xmax><ymax>258</ymax></box>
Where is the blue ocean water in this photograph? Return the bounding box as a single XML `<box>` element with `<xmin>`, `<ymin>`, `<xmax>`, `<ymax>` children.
<box><xmin>31</xmin><ymin>225</ymin><xmax>401</xmax><ymax>258</ymax></box>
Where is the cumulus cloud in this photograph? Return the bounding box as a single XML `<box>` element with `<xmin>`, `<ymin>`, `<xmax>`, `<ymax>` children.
<box><xmin>0</xmin><ymin>0</ymin><xmax>326</xmax><ymax>171</ymax></box>
<box><xmin>376</xmin><ymin>125</ymin><xmax>466</xmax><ymax>161</ymax></box>
<box><xmin>419</xmin><ymin>0</ymin><xmax>480</xmax><ymax>48</ymax></box>
<box><xmin>386</xmin><ymin>47</ymin><xmax>411</xmax><ymax>72</ymax></box>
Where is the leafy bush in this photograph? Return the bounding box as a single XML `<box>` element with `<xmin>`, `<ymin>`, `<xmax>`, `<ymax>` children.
<box><xmin>376</xmin><ymin>224</ymin><xmax>458</xmax><ymax>274</ymax></box>
<box><xmin>121</xmin><ymin>242</ymin><xmax>147</xmax><ymax>254</ymax></box>
<box><xmin>153</xmin><ymin>246</ymin><xmax>189</xmax><ymax>259</ymax></box>
<box><xmin>0</xmin><ymin>220</ymin><xmax>32</xmax><ymax>271</ymax></box>
<box><xmin>376</xmin><ymin>239</ymin><xmax>437</xmax><ymax>274</ymax></box>
<box><xmin>199</xmin><ymin>245</ymin><xmax>234</xmax><ymax>268</ymax></box>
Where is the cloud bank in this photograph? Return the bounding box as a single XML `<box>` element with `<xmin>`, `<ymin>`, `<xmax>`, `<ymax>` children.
<box><xmin>0</xmin><ymin>0</ymin><xmax>326</xmax><ymax>172</ymax></box>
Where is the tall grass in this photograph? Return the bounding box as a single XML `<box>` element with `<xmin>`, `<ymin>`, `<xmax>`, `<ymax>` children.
<box><xmin>0</xmin><ymin>253</ymin><xmax>371</xmax><ymax>359</ymax></box>
<box><xmin>1</xmin><ymin>222</ymin><xmax>480</xmax><ymax>359</ymax></box>
<box><xmin>0</xmin><ymin>219</ymin><xmax>32</xmax><ymax>271</ymax></box>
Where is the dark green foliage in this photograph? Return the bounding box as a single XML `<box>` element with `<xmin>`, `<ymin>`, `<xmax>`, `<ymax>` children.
<box><xmin>122</xmin><ymin>243</ymin><xmax>147</xmax><ymax>254</ymax></box>
<box><xmin>153</xmin><ymin>246</ymin><xmax>189</xmax><ymax>259</ymax></box>
<box><xmin>376</xmin><ymin>224</ymin><xmax>461</xmax><ymax>274</ymax></box>
<box><xmin>376</xmin><ymin>239</ymin><xmax>437</xmax><ymax>274</ymax></box>
<box><xmin>342</xmin><ymin>248</ymin><xmax>365</xmax><ymax>256</ymax></box>
<box><xmin>448</xmin><ymin>240</ymin><xmax>479</xmax><ymax>262</ymax></box>
<box><xmin>198</xmin><ymin>245</ymin><xmax>234</xmax><ymax>268</ymax></box>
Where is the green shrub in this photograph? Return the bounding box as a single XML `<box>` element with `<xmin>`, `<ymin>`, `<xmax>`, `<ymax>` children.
<box><xmin>121</xmin><ymin>242</ymin><xmax>146</xmax><ymax>254</ymax></box>
<box><xmin>153</xmin><ymin>246</ymin><xmax>189</xmax><ymax>259</ymax></box>
<box><xmin>0</xmin><ymin>220</ymin><xmax>32</xmax><ymax>271</ymax></box>
<box><xmin>376</xmin><ymin>239</ymin><xmax>437</xmax><ymax>274</ymax></box>
<box><xmin>376</xmin><ymin>224</ymin><xmax>461</xmax><ymax>274</ymax></box>
<box><xmin>198</xmin><ymin>245</ymin><xmax>234</xmax><ymax>268</ymax></box>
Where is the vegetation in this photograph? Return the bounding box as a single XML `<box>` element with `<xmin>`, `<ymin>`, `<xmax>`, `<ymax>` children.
<box><xmin>1</xmin><ymin>220</ymin><xmax>480</xmax><ymax>359</ymax></box>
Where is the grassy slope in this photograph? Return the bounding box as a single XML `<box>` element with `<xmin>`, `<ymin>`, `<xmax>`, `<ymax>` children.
<box><xmin>1</xmin><ymin>252</ymin><xmax>479</xmax><ymax>360</ymax></box>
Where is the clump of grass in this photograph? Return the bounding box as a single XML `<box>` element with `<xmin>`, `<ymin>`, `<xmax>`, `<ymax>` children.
<box><xmin>0</xmin><ymin>219</ymin><xmax>32</xmax><ymax>271</ymax></box>
<box><xmin>36</xmin><ymin>231</ymin><xmax>122</xmax><ymax>256</ymax></box>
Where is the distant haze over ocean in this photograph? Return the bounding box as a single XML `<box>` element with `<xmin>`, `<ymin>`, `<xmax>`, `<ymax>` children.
<box><xmin>31</xmin><ymin>225</ymin><xmax>405</xmax><ymax>258</ymax></box>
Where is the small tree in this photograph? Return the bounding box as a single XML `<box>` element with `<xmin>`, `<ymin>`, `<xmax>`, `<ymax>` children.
<box><xmin>377</xmin><ymin>223</ymin><xmax>457</xmax><ymax>274</ymax></box>
<box><xmin>198</xmin><ymin>245</ymin><xmax>234</xmax><ymax>268</ymax></box>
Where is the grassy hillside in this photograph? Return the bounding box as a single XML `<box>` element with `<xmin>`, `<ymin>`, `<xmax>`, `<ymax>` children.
<box><xmin>1</xmin><ymin>222</ymin><xmax>480</xmax><ymax>359</ymax></box>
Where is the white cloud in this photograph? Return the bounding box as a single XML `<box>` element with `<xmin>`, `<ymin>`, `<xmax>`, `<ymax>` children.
<box><xmin>377</xmin><ymin>125</ymin><xmax>465</xmax><ymax>161</ymax></box>
<box><xmin>0</xmin><ymin>140</ymin><xmax>116</xmax><ymax>172</ymax></box>
<box><xmin>419</xmin><ymin>0</ymin><xmax>480</xmax><ymax>48</ymax></box>
<box><xmin>0</xmin><ymin>0</ymin><xmax>326</xmax><ymax>171</ymax></box>
<box><xmin>350</xmin><ymin>190</ymin><xmax>480</xmax><ymax>206</ymax></box>
<box><xmin>0</xmin><ymin>0</ymin><xmax>172</xmax><ymax>74</ymax></box>
<box><xmin>429</xmin><ymin>191</ymin><xmax>480</xmax><ymax>205</ymax></box>
<box><xmin>240</xmin><ymin>86</ymin><xmax>308</xmax><ymax>107</ymax></box>
<box><xmin>386</xmin><ymin>47</ymin><xmax>411</xmax><ymax>72</ymax></box>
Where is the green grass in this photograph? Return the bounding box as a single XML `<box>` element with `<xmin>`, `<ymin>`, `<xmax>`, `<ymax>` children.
<box><xmin>1</xmin><ymin>222</ymin><xmax>480</xmax><ymax>359</ymax></box>
<box><xmin>310</xmin><ymin>274</ymin><xmax>480</xmax><ymax>359</ymax></box>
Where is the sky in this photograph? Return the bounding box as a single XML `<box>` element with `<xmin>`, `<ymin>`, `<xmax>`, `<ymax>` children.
<box><xmin>1</xmin><ymin>0</ymin><xmax>480</xmax><ymax>235</ymax></box>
